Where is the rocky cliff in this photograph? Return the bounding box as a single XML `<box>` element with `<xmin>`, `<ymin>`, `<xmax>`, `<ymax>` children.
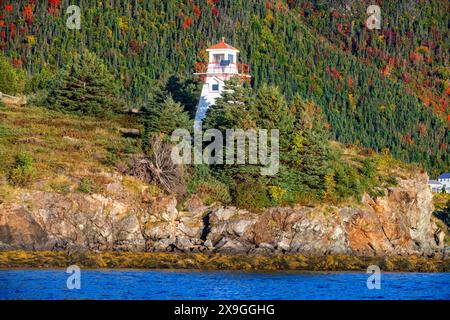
<box><xmin>0</xmin><ymin>172</ymin><xmax>445</xmax><ymax>256</ymax></box>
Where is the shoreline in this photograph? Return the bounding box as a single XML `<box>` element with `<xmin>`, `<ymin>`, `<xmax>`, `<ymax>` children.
<box><xmin>0</xmin><ymin>251</ymin><xmax>448</xmax><ymax>272</ymax></box>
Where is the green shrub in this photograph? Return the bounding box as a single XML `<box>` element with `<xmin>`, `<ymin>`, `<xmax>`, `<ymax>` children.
<box><xmin>8</xmin><ymin>153</ymin><xmax>37</xmax><ymax>187</ymax></box>
<box><xmin>0</xmin><ymin>55</ymin><xmax>26</xmax><ymax>95</ymax></box>
<box><xmin>186</xmin><ymin>165</ymin><xmax>231</xmax><ymax>204</ymax></box>
<box><xmin>361</xmin><ymin>158</ymin><xmax>377</xmax><ymax>180</ymax></box>
<box><xmin>194</xmin><ymin>181</ymin><xmax>231</xmax><ymax>205</ymax></box>
<box><xmin>268</xmin><ymin>186</ymin><xmax>286</xmax><ymax>205</ymax></box>
<box><xmin>333</xmin><ymin>162</ymin><xmax>363</xmax><ymax>199</ymax></box>
<box><xmin>76</xmin><ymin>177</ymin><xmax>98</xmax><ymax>194</ymax></box>
<box><xmin>235</xmin><ymin>180</ymin><xmax>273</xmax><ymax>211</ymax></box>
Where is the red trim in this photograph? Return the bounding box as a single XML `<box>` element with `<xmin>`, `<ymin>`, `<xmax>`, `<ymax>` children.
<box><xmin>207</xmin><ymin>37</ymin><xmax>239</xmax><ymax>51</ymax></box>
<box><xmin>195</xmin><ymin>61</ymin><xmax>251</xmax><ymax>76</ymax></box>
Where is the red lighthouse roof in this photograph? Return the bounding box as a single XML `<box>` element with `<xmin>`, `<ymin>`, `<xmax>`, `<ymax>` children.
<box><xmin>206</xmin><ymin>37</ymin><xmax>239</xmax><ymax>51</ymax></box>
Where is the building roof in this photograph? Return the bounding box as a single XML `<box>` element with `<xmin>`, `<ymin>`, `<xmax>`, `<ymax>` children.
<box><xmin>428</xmin><ymin>180</ymin><xmax>443</xmax><ymax>185</ymax></box>
<box><xmin>207</xmin><ymin>37</ymin><xmax>239</xmax><ymax>51</ymax></box>
<box><xmin>438</xmin><ymin>173</ymin><xmax>450</xmax><ymax>179</ymax></box>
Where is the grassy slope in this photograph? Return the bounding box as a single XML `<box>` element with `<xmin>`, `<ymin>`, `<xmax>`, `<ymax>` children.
<box><xmin>0</xmin><ymin>103</ymin><xmax>143</xmax><ymax>202</ymax></box>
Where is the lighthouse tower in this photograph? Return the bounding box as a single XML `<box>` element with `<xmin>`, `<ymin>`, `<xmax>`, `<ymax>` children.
<box><xmin>194</xmin><ymin>38</ymin><xmax>251</xmax><ymax>124</ymax></box>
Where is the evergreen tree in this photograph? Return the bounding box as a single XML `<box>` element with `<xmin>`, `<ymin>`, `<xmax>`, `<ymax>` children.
<box><xmin>284</xmin><ymin>96</ymin><xmax>333</xmax><ymax>191</ymax></box>
<box><xmin>204</xmin><ymin>77</ymin><xmax>253</xmax><ymax>130</ymax></box>
<box><xmin>141</xmin><ymin>93</ymin><xmax>191</xmax><ymax>137</ymax></box>
<box><xmin>45</xmin><ymin>50</ymin><xmax>124</xmax><ymax>117</ymax></box>
<box><xmin>165</xmin><ymin>75</ymin><xmax>201</xmax><ymax>118</ymax></box>
<box><xmin>250</xmin><ymin>84</ymin><xmax>295</xmax><ymax>150</ymax></box>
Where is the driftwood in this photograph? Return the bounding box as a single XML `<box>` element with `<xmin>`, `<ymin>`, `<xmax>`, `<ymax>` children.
<box><xmin>128</xmin><ymin>136</ymin><xmax>184</xmax><ymax>194</ymax></box>
<box><xmin>0</xmin><ymin>92</ymin><xmax>27</xmax><ymax>106</ymax></box>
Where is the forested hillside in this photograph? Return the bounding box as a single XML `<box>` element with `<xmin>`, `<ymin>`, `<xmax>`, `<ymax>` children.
<box><xmin>0</xmin><ymin>0</ymin><xmax>448</xmax><ymax>174</ymax></box>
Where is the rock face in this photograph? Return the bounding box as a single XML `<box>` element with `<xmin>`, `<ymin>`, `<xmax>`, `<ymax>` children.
<box><xmin>0</xmin><ymin>173</ymin><xmax>443</xmax><ymax>256</ymax></box>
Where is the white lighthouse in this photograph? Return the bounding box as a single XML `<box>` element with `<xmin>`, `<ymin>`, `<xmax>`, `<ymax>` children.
<box><xmin>194</xmin><ymin>38</ymin><xmax>251</xmax><ymax>125</ymax></box>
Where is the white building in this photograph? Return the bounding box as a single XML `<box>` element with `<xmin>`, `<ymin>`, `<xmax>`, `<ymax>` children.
<box><xmin>438</xmin><ymin>173</ymin><xmax>450</xmax><ymax>189</ymax></box>
<box><xmin>194</xmin><ymin>38</ymin><xmax>251</xmax><ymax>126</ymax></box>
<box><xmin>428</xmin><ymin>180</ymin><xmax>445</xmax><ymax>193</ymax></box>
<box><xmin>428</xmin><ymin>173</ymin><xmax>450</xmax><ymax>193</ymax></box>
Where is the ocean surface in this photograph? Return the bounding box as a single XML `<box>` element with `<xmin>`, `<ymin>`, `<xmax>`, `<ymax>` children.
<box><xmin>0</xmin><ymin>269</ymin><xmax>449</xmax><ymax>300</ymax></box>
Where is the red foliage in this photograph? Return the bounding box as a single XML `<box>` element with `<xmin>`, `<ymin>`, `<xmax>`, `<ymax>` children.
<box><xmin>404</xmin><ymin>134</ymin><xmax>414</xmax><ymax>146</ymax></box>
<box><xmin>11</xmin><ymin>57</ymin><xmax>22</xmax><ymax>67</ymax></box>
<box><xmin>24</xmin><ymin>6</ymin><xmax>33</xmax><ymax>17</ymax></box>
<box><xmin>5</xmin><ymin>4</ymin><xmax>12</xmax><ymax>12</ymax></box>
<box><xmin>9</xmin><ymin>22</ymin><xmax>16</xmax><ymax>38</ymax></box>
<box><xmin>326</xmin><ymin>67</ymin><xmax>341</xmax><ymax>80</ymax></box>
<box><xmin>402</xmin><ymin>72</ymin><xmax>411</xmax><ymax>84</ymax></box>
<box><xmin>347</xmin><ymin>76</ymin><xmax>353</xmax><ymax>88</ymax></box>
<box><xmin>381</xmin><ymin>64</ymin><xmax>392</xmax><ymax>77</ymax></box>
<box><xmin>48</xmin><ymin>0</ymin><xmax>61</xmax><ymax>15</ymax></box>
<box><xmin>266</xmin><ymin>1</ymin><xmax>273</xmax><ymax>10</ymax></box>
<box><xmin>211</xmin><ymin>6</ymin><xmax>220</xmax><ymax>17</ymax></box>
<box><xmin>409</xmin><ymin>51</ymin><xmax>422</xmax><ymax>63</ymax></box>
<box><xmin>193</xmin><ymin>5</ymin><xmax>202</xmax><ymax>18</ymax></box>
<box><xmin>182</xmin><ymin>17</ymin><xmax>193</xmax><ymax>29</ymax></box>
<box><xmin>23</xmin><ymin>5</ymin><xmax>33</xmax><ymax>24</ymax></box>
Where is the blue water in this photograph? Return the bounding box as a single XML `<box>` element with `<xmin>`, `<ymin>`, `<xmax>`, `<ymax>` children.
<box><xmin>0</xmin><ymin>270</ymin><xmax>449</xmax><ymax>300</ymax></box>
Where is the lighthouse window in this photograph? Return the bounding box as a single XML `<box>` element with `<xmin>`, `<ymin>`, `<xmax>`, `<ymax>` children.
<box><xmin>212</xmin><ymin>84</ymin><xmax>219</xmax><ymax>91</ymax></box>
<box><xmin>228</xmin><ymin>54</ymin><xmax>234</xmax><ymax>63</ymax></box>
<box><xmin>213</xmin><ymin>54</ymin><xmax>225</xmax><ymax>63</ymax></box>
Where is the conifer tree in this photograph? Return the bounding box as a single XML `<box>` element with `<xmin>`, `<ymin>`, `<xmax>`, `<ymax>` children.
<box><xmin>141</xmin><ymin>95</ymin><xmax>191</xmax><ymax>137</ymax></box>
<box><xmin>249</xmin><ymin>84</ymin><xmax>295</xmax><ymax>150</ymax></box>
<box><xmin>286</xmin><ymin>95</ymin><xmax>332</xmax><ymax>191</ymax></box>
<box><xmin>165</xmin><ymin>75</ymin><xmax>201</xmax><ymax>118</ymax></box>
<box><xmin>45</xmin><ymin>50</ymin><xmax>124</xmax><ymax>116</ymax></box>
<box><xmin>204</xmin><ymin>77</ymin><xmax>253</xmax><ymax>130</ymax></box>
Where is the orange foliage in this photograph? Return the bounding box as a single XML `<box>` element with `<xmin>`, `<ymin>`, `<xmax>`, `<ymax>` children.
<box><xmin>182</xmin><ymin>17</ymin><xmax>193</xmax><ymax>29</ymax></box>
<box><xmin>381</xmin><ymin>64</ymin><xmax>392</xmax><ymax>77</ymax></box>
<box><xmin>404</xmin><ymin>134</ymin><xmax>414</xmax><ymax>146</ymax></box>
<box><xmin>193</xmin><ymin>5</ymin><xmax>202</xmax><ymax>18</ymax></box>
